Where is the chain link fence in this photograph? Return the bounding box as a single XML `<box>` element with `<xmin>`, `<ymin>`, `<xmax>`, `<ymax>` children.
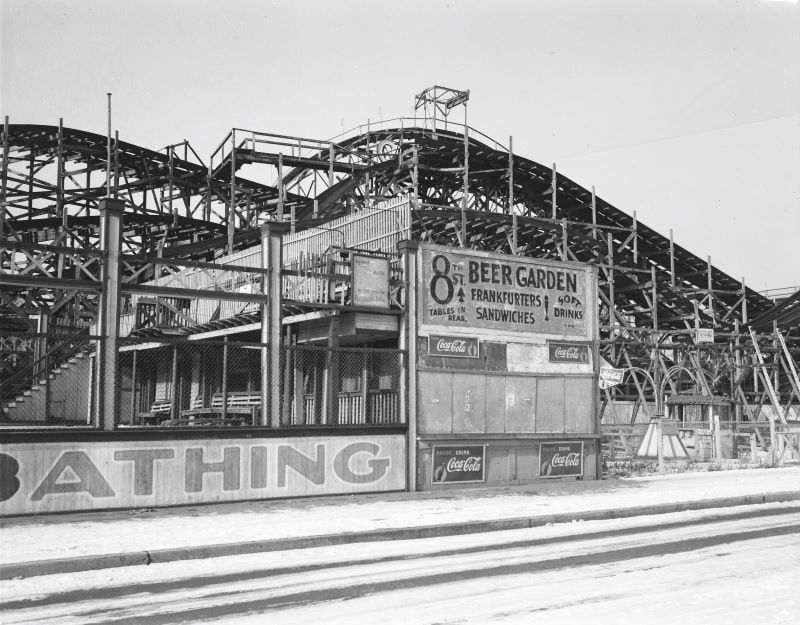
<box><xmin>279</xmin><ymin>345</ymin><xmax>406</xmax><ymax>426</ymax></box>
<box><xmin>113</xmin><ymin>338</ymin><xmax>406</xmax><ymax>428</ymax></box>
<box><xmin>117</xmin><ymin>338</ymin><xmax>267</xmax><ymax>427</ymax></box>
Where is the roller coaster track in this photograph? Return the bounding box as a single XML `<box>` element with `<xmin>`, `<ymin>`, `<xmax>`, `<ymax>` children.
<box><xmin>2</xmin><ymin>116</ymin><xmax>797</xmax><ymax>418</ymax></box>
<box><xmin>0</xmin><ymin>120</ymin><xmax>779</xmax><ymax>337</ymax></box>
<box><xmin>274</xmin><ymin>121</ymin><xmax>775</xmax><ymax>334</ymax></box>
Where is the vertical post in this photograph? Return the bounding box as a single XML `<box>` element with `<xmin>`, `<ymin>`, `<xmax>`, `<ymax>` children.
<box><xmin>607</xmin><ymin>232</ymin><xmax>615</xmax><ymax>340</ymax></box>
<box><xmin>170</xmin><ymin>344</ymin><xmax>179</xmax><ymax>420</ymax></box>
<box><xmin>205</xmin><ymin>165</ymin><xmax>212</xmax><ymax>222</ymax></box>
<box><xmin>56</xmin><ymin>119</ymin><xmax>66</xmax><ymax>281</ymax></box>
<box><xmin>282</xmin><ymin>326</ymin><xmax>292</xmax><ymax>425</ymax></box>
<box><xmin>734</xmin><ymin>318</ymin><xmax>742</xmax><ymax>424</ymax></box>
<box><xmin>114</xmin><ymin>130</ymin><xmax>120</xmax><ymax>200</ymax></box>
<box><xmin>591</xmin><ymin>186</ymin><xmax>597</xmax><ymax>240</ymax></box>
<box><xmin>28</xmin><ymin>151</ymin><xmax>34</xmax><ymax>220</ymax></box>
<box><xmin>293</xmin><ymin>344</ymin><xmax>304</xmax><ymax>425</ymax></box>
<box><xmin>713</xmin><ymin>412</ymin><xmax>722</xmax><ymax>461</ymax></box>
<box><xmin>657</xmin><ymin>417</ymin><xmax>664</xmax><ymax>473</ymax></box>
<box><xmin>0</xmin><ymin>116</ymin><xmax>8</xmax><ymax>241</ymax></box>
<box><xmin>261</xmin><ymin>222</ymin><xmax>286</xmax><ymax>427</ymax></box>
<box><xmin>168</xmin><ymin>147</ymin><xmax>176</xmax><ymax>227</ymax></box>
<box><xmin>707</xmin><ymin>256</ymin><xmax>714</xmax><ymax>325</ymax></box>
<box><xmin>508</xmin><ymin>136</ymin><xmax>517</xmax><ymax>254</ymax></box>
<box><xmin>57</xmin><ymin>118</ymin><xmax>66</xmax><ymax>227</ymax></box>
<box><xmin>773</xmin><ymin>320</ymin><xmax>780</xmax><ymax>398</ymax></box>
<box><xmin>560</xmin><ymin>218</ymin><xmax>568</xmax><ymax>261</ymax></box>
<box><xmin>328</xmin><ymin>143</ymin><xmax>335</xmax><ymax>188</ymax></box>
<box><xmin>590</xmin><ymin>265</ymin><xmax>602</xmax><ymax>479</ymax></box>
<box><xmin>106</xmin><ymin>93</ymin><xmax>112</xmax><ymax>198</ymax></box>
<box><xmin>412</xmin><ymin>145</ymin><xmax>419</xmax><ymax>208</ymax></box>
<box><xmin>769</xmin><ymin>416</ymin><xmax>777</xmax><ymax>464</ymax></box>
<box><xmin>398</xmin><ymin>240</ymin><xmax>418</xmax><ymax>492</ymax></box>
<box><xmin>741</xmin><ymin>277</ymin><xmax>748</xmax><ymax>324</ymax></box>
<box><xmin>461</xmin><ymin>106</ymin><xmax>468</xmax><ymax>247</ymax></box>
<box><xmin>130</xmin><ymin>348</ymin><xmax>138</xmax><ymax>425</ymax></box>
<box><xmin>324</xmin><ymin>314</ymin><xmax>340</xmax><ymax>425</ymax></box>
<box><xmin>277</xmin><ymin>153</ymin><xmax>285</xmax><ymax>222</ymax></box>
<box><xmin>221</xmin><ymin>337</ymin><xmax>228</xmax><ymax>421</ymax></box>
<box><xmin>360</xmin><ymin>352</ymin><xmax>368</xmax><ymax>423</ymax></box>
<box><xmin>365</xmin><ymin>119</ymin><xmax>371</xmax><ymax>208</ymax></box>
<box><xmin>97</xmin><ymin>198</ymin><xmax>125</xmax><ymax>430</ymax></box>
<box><xmin>551</xmin><ymin>162</ymin><xmax>557</xmax><ymax>219</ymax></box>
<box><xmin>228</xmin><ymin>131</ymin><xmax>236</xmax><ymax>255</ymax></box>
<box><xmin>651</xmin><ymin>266</ymin><xmax>658</xmax><ymax>332</ymax></box>
<box><xmin>669</xmin><ymin>229</ymin><xmax>676</xmax><ymax>287</ymax></box>
<box><xmin>37</xmin><ymin>308</ymin><xmax>50</xmax><ymax>421</ymax></box>
<box><xmin>632</xmin><ymin>211</ymin><xmax>638</xmax><ymax>264</ymax></box>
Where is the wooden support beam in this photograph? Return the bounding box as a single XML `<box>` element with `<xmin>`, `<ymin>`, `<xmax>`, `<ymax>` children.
<box><xmin>277</xmin><ymin>153</ymin><xmax>285</xmax><ymax>221</ymax></box>
<box><xmin>228</xmin><ymin>131</ymin><xmax>236</xmax><ymax>254</ymax></box>
<box><xmin>461</xmin><ymin>107</ymin><xmax>469</xmax><ymax>247</ymax></box>
<box><xmin>651</xmin><ymin>265</ymin><xmax>658</xmax><ymax>332</ymax></box>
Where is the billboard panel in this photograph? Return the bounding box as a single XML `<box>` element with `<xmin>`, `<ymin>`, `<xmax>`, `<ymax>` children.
<box><xmin>0</xmin><ymin>435</ymin><xmax>406</xmax><ymax>515</ymax></box>
<box><xmin>420</xmin><ymin>245</ymin><xmax>590</xmax><ymax>337</ymax></box>
<box><xmin>431</xmin><ymin>445</ymin><xmax>486</xmax><ymax>483</ymax></box>
<box><xmin>539</xmin><ymin>441</ymin><xmax>584</xmax><ymax>478</ymax></box>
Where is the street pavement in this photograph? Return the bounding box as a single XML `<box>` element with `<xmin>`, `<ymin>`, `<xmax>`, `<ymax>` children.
<box><xmin>1</xmin><ymin>465</ymin><xmax>799</xmax><ymax>579</ymax></box>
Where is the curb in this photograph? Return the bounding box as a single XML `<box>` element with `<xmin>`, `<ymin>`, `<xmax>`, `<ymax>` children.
<box><xmin>3</xmin><ymin>490</ymin><xmax>800</xmax><ymax>580</ymax></box>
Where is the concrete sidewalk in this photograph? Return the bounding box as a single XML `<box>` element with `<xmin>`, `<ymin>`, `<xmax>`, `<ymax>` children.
<box><xmin>2</xmin><ymin>466</ymin><xmax>799</xmax><ymax>579</ymax></box>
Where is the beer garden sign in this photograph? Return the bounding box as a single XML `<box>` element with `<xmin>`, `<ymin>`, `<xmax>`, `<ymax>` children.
<box><xmin>420</xmin><ymin>244</ymin><xmax>591</xmax><ymax>337</ymax></box>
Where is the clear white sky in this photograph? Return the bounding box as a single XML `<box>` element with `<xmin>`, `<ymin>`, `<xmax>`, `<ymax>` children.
<box><xmin>2</xmin><ymin>0</ymin><xmax>798</xmax><ymax>291</ymax></box>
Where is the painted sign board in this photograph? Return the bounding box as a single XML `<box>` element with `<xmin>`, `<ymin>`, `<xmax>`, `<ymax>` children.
<box><xmin>547</xmin><ymin>341</ymin><xmax>590</xmax><ymax>364</ymax></box>
<box><xmin>696</xmin><ymin>328</ymin><xmax>715</xmax><ymax>344</ymax></box>
<box><xmin>0</xmin><ymin>435</ymin><xmax>406</xmax><ymax>515</ymax></box>
<box><xmin>428</xmin><ymin>335</ymin><xmax>480</xmax><ymax>358</ymax></box>
<box><xmin>420</xmin><ymin>245</ymin><xmax>589</xmax><ymax>337</ymax></box>
<box><xmin>539</xmin><ymin>441</ymin><xmax>584</xmax><ymax>478</ymax></box>
<box><xmin>431</xmin><ymin>445</ymin><xmax>486</xmax><ymax>483</ymax></box>
<box><xmin>599</xmin><ymin>366</ymin><xmax>625</xmax><ymax>389</ymax></box>
<box><xmin>352</xmin><ymin>255</ymin><xmax>389</xmax><ymax>308</ymax></box>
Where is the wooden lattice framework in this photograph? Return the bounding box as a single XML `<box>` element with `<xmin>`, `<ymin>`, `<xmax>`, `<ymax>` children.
<box><xmin>2</xmin><ymin>105</ymin><xmax>798</xmax><ymax>447</ymax></box>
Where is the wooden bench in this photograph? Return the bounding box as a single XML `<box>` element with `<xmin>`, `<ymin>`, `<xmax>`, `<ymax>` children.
<box><xmin>210</xmin><ymin>391</ymin><xmax>261</xmax><ymax>416</ymax></box>
<box><xmin>137</xmin><ymin>399</ymin><xmax>172</xmax><ymax>425</ymax></box>
<box><xmin>171</xmin><ymin>391</ymin><xmax>261</xmax><ymax>426</ymax></box>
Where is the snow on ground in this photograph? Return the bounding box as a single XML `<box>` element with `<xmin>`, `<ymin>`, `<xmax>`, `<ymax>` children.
<box><xmin>2</xmin><ymin>505</ymin><xmax>799</xmax><ymax>624</ymax></box>
<box><xmin>1</xmin><ymin>501</ymin><xmax>797</xmax><ymax>601</ymax></box>
<box><xmin>1</xmin><ymin>466</ymin><xmax>798</xmax><ymax>565</ymax></box>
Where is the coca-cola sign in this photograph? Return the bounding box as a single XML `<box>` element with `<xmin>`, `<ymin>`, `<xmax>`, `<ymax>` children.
<box><xmin>428</xmin><ymin>335</ymin><xmax>480</xmax><ymax>359</ymax></box>
<box><xmin>539</xmin><ymin>442</ymin><xmax>584</xmax><ymax>478</ymax></box>
<box><xmin>431</xmin><ymin>446</ymin><xmax>485</xmax><ymax>483</ymax></box>
<box><xmin>548</xmin><ymin>341</ymin><xmax>590</xmax><ymax>364</ymax></box>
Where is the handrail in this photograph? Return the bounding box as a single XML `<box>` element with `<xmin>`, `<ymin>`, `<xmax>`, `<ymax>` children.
<box><xmin>0</xmin><ymin>330</ymin><xmax>92</xmax><ymax>402</ymax></box>
<box><xmin>208</xmin><ymin>118</ymin><xmax>513</xmax><ymax>174</ymax></box>
<box><xmin>327</xmin><ymin>116</ymin><xmax>510</xmax><ymax>154</ymax></box>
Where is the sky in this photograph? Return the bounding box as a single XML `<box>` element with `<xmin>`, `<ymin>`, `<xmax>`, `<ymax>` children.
<box><xmin>2</xmin><ymin>0</ymin><xmax>798</xmax><ymax>291</ymax></box>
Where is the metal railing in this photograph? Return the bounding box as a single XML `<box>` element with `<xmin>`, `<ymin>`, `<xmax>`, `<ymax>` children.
<box><xmin>1</xmin><ymin>331</ymin><xmax>98</xmax><ymax>426</ymax></box>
